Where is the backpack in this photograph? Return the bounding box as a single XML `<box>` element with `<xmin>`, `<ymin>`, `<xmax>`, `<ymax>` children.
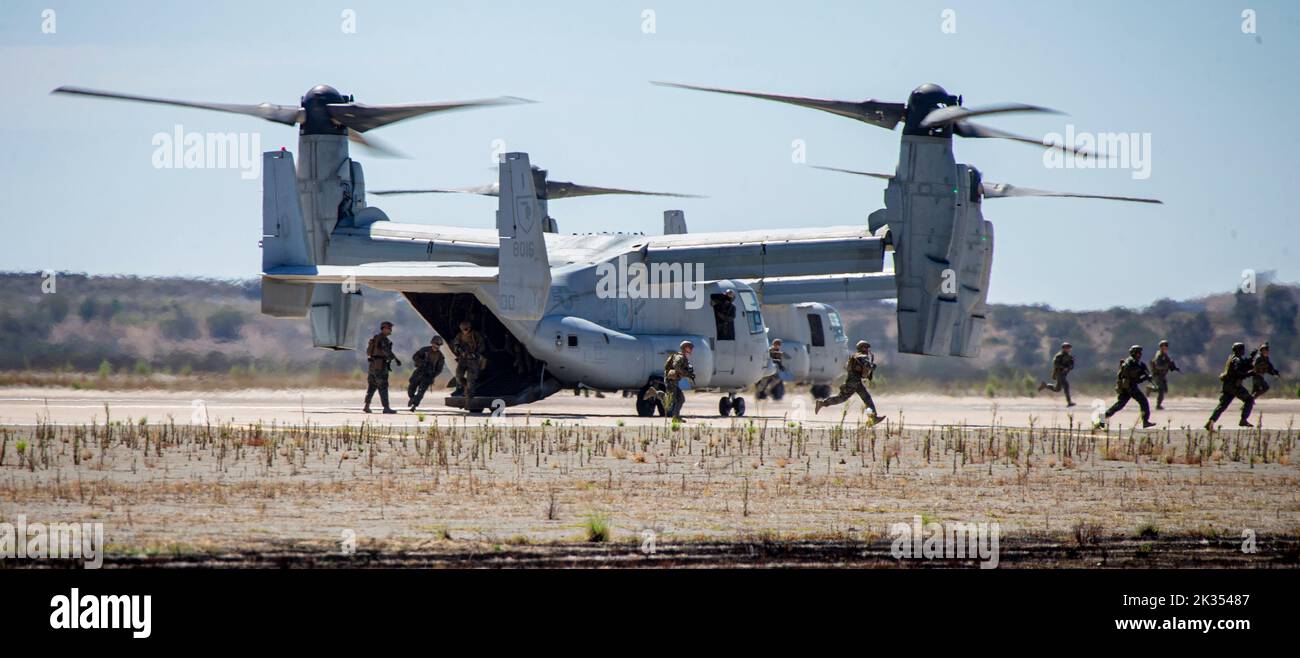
<box><xmin>664</xmin><ymin>352</ymin><xmax>679</xmax><ymax>373</ymax></box>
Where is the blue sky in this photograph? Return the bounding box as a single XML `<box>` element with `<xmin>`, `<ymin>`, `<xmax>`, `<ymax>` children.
<box><xmin>1</xmin><ymin>0</ymin><xmax>1296</xmax><ymax>309</ymax></box>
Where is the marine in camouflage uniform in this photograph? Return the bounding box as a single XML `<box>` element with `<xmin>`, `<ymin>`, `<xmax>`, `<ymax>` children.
<box><xmin>756</xmin><ymin>338</ymin><xmax>788</xmax><ymax>397</ymax></box>
<box><xmin>1207</xmin><ymin>342</ymin><xmax>1256</xmax><ymax>430</ymax></box>
<box><xmin>1037</xmin><ymin>341</ymin><xmax>1075</xmax><ymax>407</ymax></box>
<box><xmin>713</xmin><ymin>290</ymin><xmax>737</xmax><ymax>341</ymax></box>
<box><xmin>1101</xmin><ymin>345</ymin><xmax>1156</xmax><ymax>428</ymax></box>
<box><xmin>815</xmin><ymin>340</ymin><xmax>883</xmax><ymax>421</ymax></box>
<box><xmin>407</xmin><ymin>335</ymin><xmax>446</xmax><ymax>410</ymax></box>
<box><xmin>364</xmin><ymin>321</ymin><xmax>400</xmax><ymax>414</ymax></box>
<box><xmin>451</xmin><ymin>320</ymin><xmax>488</xmax><ymax>400</ymax></box>
<box><xmin>1147</xmin><ymin>339</ymin><xmax>1179</xmax><ymax>410</ymax></box>
<box><xmin>644</xmin><ymin>341</ymin><xmax>696</xmax><ymax>420</ymax></box>
<box><xmin>1250</xmin><ymin>342</ymin><xmax>1280</xmax><ymax>399</ymax></box>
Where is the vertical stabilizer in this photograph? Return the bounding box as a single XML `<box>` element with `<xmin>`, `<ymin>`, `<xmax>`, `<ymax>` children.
<box><xmin>261</xmin><ymin>150</ymin><xmax>315</xmax><ymax>317</ymax></box>
<box><xmin>496</xmin><ymin>152</ymin><xmax>552</xmax><ymax>320</ymax></box>
<box><xmin>663</xmin><ymin>209</ymin><xmax>688</xmax><ymax>235</ymax></box>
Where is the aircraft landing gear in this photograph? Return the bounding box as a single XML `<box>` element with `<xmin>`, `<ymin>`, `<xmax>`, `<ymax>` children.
<box><xmin>810</xmin><ymin>384</ymin><xmax>831</xmax><ymax>400</ymax></box>
<box><xmin>719</xmin><ymin>393</ymin><xmax>746</xmax><ymax>417</ymax></box>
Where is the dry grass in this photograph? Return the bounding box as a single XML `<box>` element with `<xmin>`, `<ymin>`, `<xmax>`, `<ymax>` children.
<box><xmin>2</xmin><ymin>414</ymin><xmax>1298</xmax><ymax>556</ymax></box>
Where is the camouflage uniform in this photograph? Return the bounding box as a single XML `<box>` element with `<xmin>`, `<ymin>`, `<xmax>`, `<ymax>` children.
<box><xmin>820</xmin><ymin>352</ymin><xmax>877</xmax><ymax>412</ymax></box>
<box><xmin>1250</xmin><ymin>350</ymin><xmax>1280</xmax><ymax>399</ymax></box>
<box><xmin>364</xmin><ymin>332</ymin><xmax>398</xmax><ymax>412</ymax></box>
<box><xmin>756</xmin><ymin>343</ymin><xmax>788</xmax><ymax>396</ymax></box>
<box><xmin>406</xmin><ymin>344</ymin><xmax>445</xmax><ymax>409</ymax></box>
<box><xmin>660</xmin><ymin>351</ymin><xmax>695</xmax><ymax>420</ymax></box>
<box><xmin>451</xmin><ymin>328</ymin><xmax>488</xmax><ymax>399</ymax></box>
<box><xmin>1209</xmin><ymin>349</ymin><xmax>1255</xmax><ymax>426</ymax></box>
<box><xmin>1148</xmin><ymin>350</ymin><xmax>1179</xmax><ymax>409</ymax></box>
<box><xmin>1104</xmin><ymin>354</ymin><xmax>1152</xmax><ymax>425</ymax></box>
<box><xmin>1042</xmin><ymin>350</ymin><xmax>1075</xmax><ymax>405</ymax></box>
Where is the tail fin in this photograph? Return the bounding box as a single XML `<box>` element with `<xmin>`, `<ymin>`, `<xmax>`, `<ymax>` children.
<box><xmin>663</xmin><ymin>209</ymin><xmax>688</xmax><ymax>235</ymax></box>
<box><xmin>261</xmin><ymin>150</ymin><xmax>311</xmax><ymax>270</ymax></box>
<box><xmin>261</xmin><ymin>150</ymin><xmax>315</xmax><ymax>317</ymax></box>
<box><xmin>495</xmin><ymin>152</ymin><xmax>551</xmax><ymax>320</ymax></box>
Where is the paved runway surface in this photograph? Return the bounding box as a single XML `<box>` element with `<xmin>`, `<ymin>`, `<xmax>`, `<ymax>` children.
<box><xmin>2</xmin><ymin>387</ymin><xmax>1297</xmax><ymax>430</ymax></box>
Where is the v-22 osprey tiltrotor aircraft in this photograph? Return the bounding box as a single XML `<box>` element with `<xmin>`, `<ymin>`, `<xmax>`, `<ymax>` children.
<box><xmin>53</xmin><ymin>80</ymin><xmax>1158</xmax><ymax>414</ymax></box>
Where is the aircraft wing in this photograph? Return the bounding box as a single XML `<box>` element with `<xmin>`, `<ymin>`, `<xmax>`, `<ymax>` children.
<box><xmin>641</xmin><ymin>225</ymin><xmax>886</xmax><ymax>279</ymax></box>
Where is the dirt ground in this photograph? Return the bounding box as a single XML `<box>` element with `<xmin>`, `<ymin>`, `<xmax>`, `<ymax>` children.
<box><xmin>2</xmin><ymin>387</ymin><xmax>1298</xmax><ymax>567</ymax></box>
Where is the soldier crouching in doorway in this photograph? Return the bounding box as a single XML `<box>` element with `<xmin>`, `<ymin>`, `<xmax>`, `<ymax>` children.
<box><xmin>407</xmin><ymin>335</ymin><xmax>445</xmax><ymax>411</ymax></box>
<box><xmin>451</xmin><ymin>320</ymin><xmax>488</xmax><ymax>401</ymax></box>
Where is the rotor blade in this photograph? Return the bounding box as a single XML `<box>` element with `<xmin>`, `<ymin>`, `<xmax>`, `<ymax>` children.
<box><xmin>921</xmin><ymin>103</ymin><xmax>1062</xmax><ymax>128</ymax></box>
<box><xmin>370</xmin><ymin>183</ymin><xmax>500</xmax><ymax>197</ymax></box>
<box><xmin>982</xmin><ymin>182</ymin><xmax>1162</xmax><ymax>204</ymax></box>
<box><xmin>652</xmin><ymin>81</ymin><xmax>906</xmax><ymax>130</ymax></box>
<box><xmin>544</xmin><ymin>180</ymin><xmax>705</xmax><ymax>200</ymax></box>
<box><xmin>347</xmin><ymin>129</ymin><xmax>406</xmax><ymax>158</ymax></box>
<box><xmin>51</xmin><ymin>85</ymin><xmax>302</xmax><ymax>125</ymax></box>
<box><xmin>327</xmin><ymin>97</ymin><xmax>534</xmax><ymax>132</ymax></box>
<box><xmin>953</xmin><ymin>120</ymin><xmax>1098</xmax><ymax>158</ymax></box>
<box><xmin>808</xmin><ymin>164</ymin><xmax>894</xmax><ymax>180</ymax></box>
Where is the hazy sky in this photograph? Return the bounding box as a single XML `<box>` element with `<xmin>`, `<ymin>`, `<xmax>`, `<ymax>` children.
<box><xmin>1</xmin><ymin>0</ymin><xmax>1296</xmax><ymax>309</ymax></box>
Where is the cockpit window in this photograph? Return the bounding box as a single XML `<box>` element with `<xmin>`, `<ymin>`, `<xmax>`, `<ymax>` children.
<box><xmin>828</xmin><ymin>310</ymin><xmax>846</xmax><ymax>342</ymax></box>
<box><xmin>738</xmin><ymin>290</ymin><xmax>763</xmax><ymax>334</ymax></box>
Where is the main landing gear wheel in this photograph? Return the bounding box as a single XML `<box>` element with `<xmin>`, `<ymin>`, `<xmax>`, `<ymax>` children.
<box><xmin>810</xmin><ymin>384</ymin><xmax>831</xmax><ymax>399</ymax></box>
<box><xmin>719</xmin><ymin>393</ymin><xmax>746</xmax><ymax>417</ymax></box>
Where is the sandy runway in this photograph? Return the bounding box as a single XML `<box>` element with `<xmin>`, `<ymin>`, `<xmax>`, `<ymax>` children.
<box><xmin>1</xmin><ymin>386</ymin><xmax>1296</xmax><ymax>430</ymax></box>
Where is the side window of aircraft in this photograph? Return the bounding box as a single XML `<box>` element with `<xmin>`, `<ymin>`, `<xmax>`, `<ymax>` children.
<box><xmin>567</xmin><ymin>335</ymin><xmax>578</xmax><ymax>347</ymax></box>
<box><xmin>807</xmin><ymin>314</ymin><xmax>826</xmax><ymax>347</ymax></box>
<box><xmin>712</xmin><ymin>293</ymin><xmax>737</xmax><ymax>340</ymax></box>
<box><xmin>827</xmin><ymin>310</ymin><xmax>846</xmax><ymax>342</ymax></box>
<box><xmin>969</xmin><ymin>168</ymin><xmax>983</xmax><ymax>203</ymax></box>
<box><xmin>737</xmin><ymin>290</ymin><xmax>764</xmax><ymax>334</ymax></box>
